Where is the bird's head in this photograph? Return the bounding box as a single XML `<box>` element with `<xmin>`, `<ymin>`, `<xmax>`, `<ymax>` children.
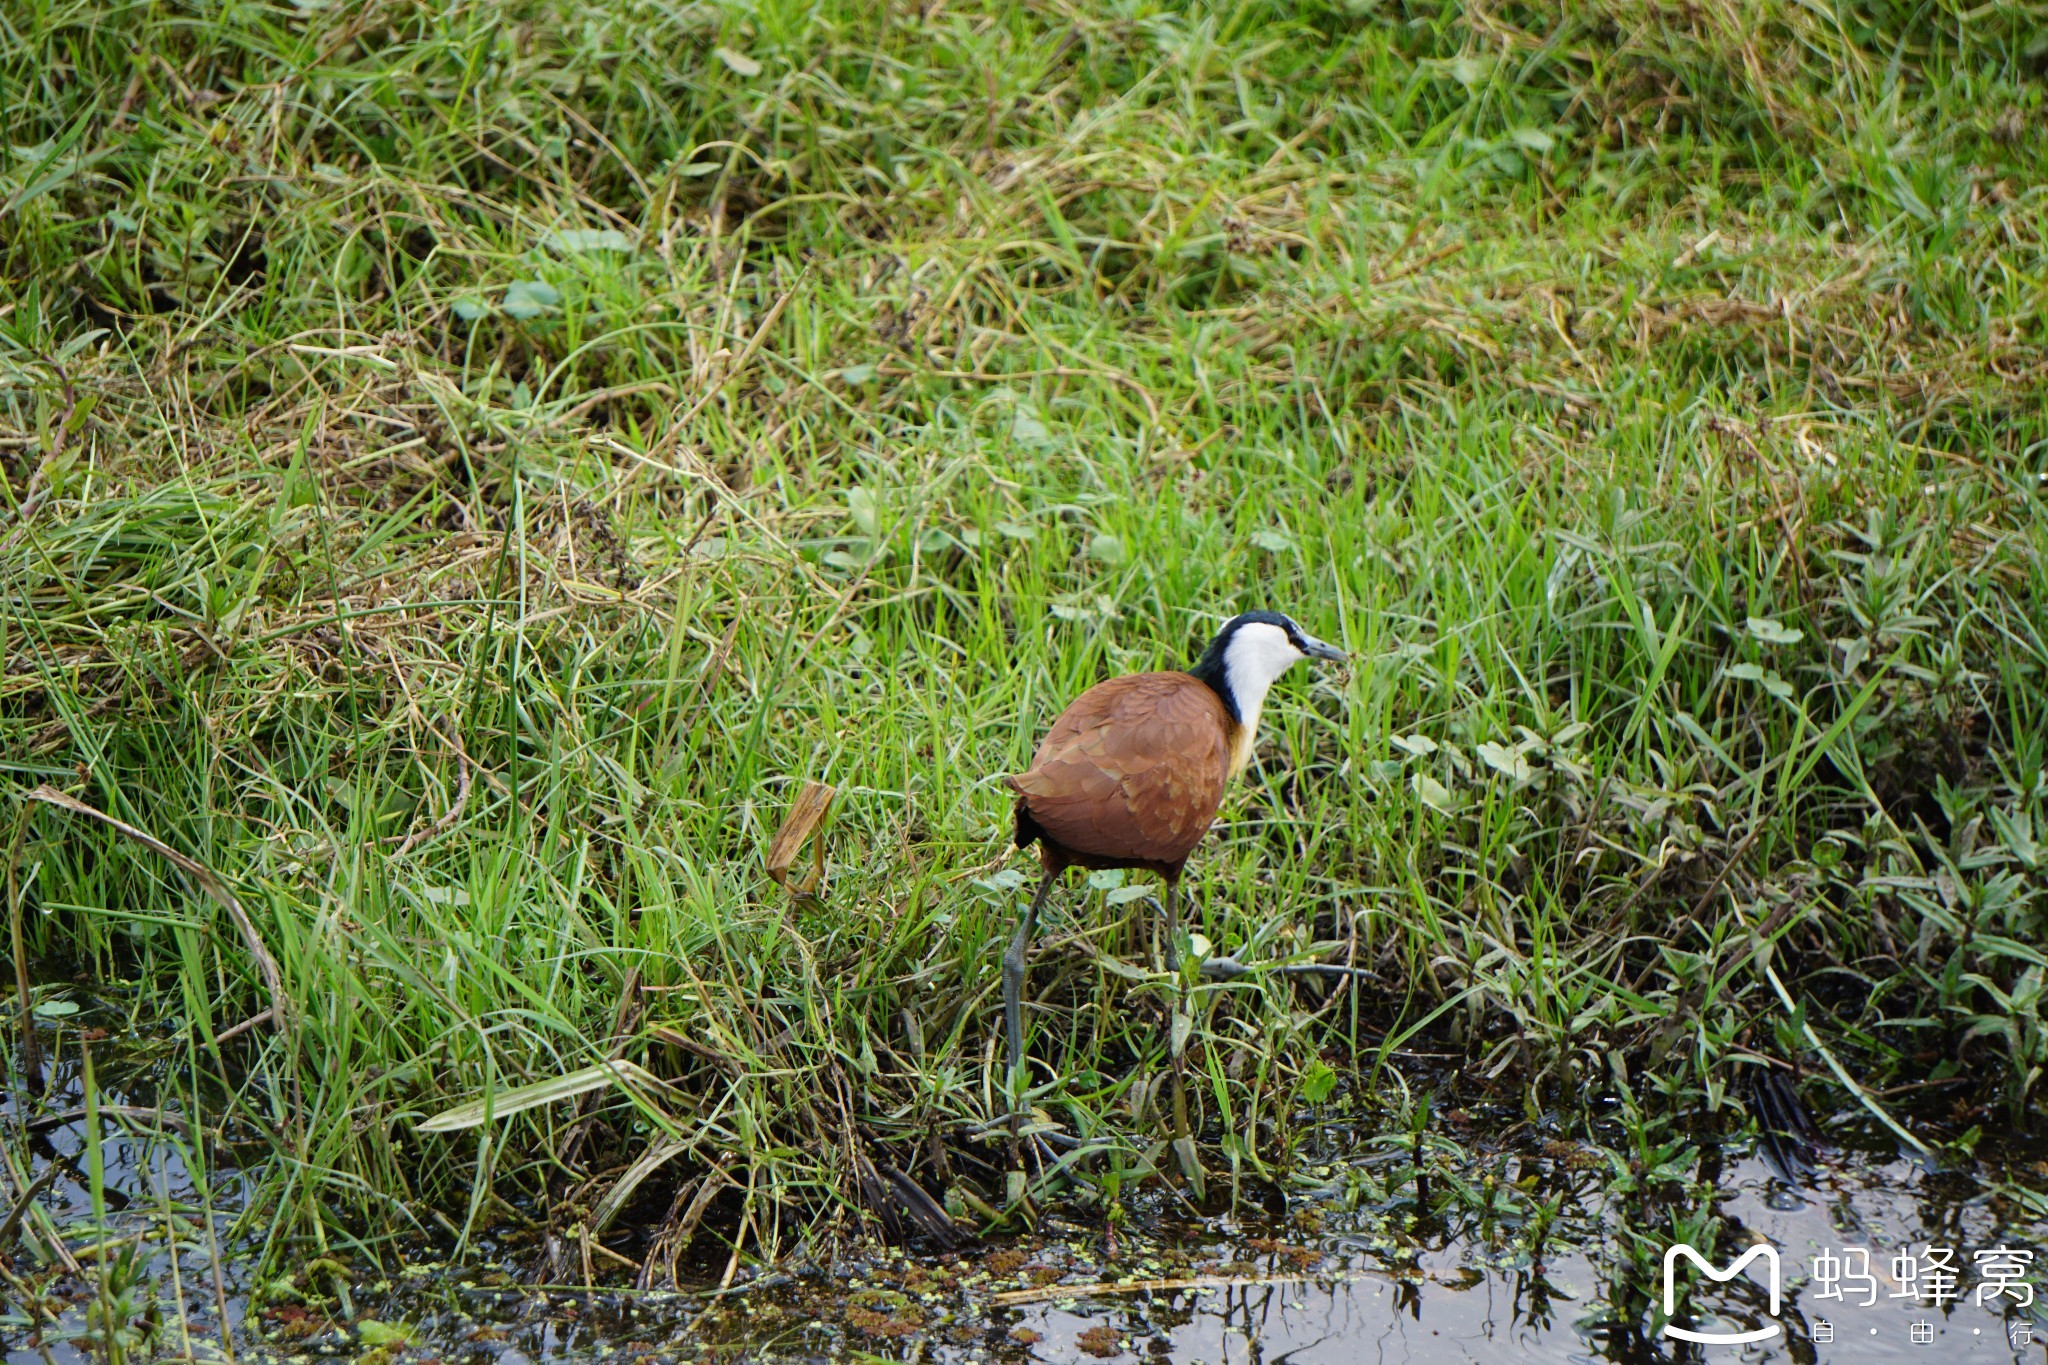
<box><xmin>1188</xmin><ymin>610</ymin><xmax>1345</xmax><ymax>724</ymax></box>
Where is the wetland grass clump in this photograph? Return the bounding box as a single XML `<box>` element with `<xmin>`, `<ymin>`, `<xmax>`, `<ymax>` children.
<box><xmin>2</xmin><ymin>0</ymin><xmax>2045</xmax><ymax>1281</ymax></box>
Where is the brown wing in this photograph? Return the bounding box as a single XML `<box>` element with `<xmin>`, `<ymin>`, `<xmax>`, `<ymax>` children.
<box><xmin>1004</xmin><ymin>673</ymin><xmax>1234</xmax><ymax>867</ymax></box>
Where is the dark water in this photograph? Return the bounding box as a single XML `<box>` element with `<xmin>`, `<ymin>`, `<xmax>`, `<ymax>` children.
<box><xmin>5</xmin><ymin>1014</ymin><xmax>2047</xmax><ymax>1362</ymax></box>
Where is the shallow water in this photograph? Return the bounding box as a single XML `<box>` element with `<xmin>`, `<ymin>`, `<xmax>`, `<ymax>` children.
<box><xmin>4</xmin><ymin>1008</ymin><xmax>2047</xmax><ymax>1363</ymax></box>
<box><xmin>988</xmin><ymin>1145</ymin><xmax>2048</xmax><ymax>1365</ymax></box>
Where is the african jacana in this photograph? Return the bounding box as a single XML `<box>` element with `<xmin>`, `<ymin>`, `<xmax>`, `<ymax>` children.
<box><xmin>1001</xmin><ymin>610</ymin><xmax>1345</xmax><ymax>1169</ymax></box>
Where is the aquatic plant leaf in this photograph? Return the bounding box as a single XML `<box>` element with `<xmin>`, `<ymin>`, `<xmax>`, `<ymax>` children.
<box><xmin>545</xmin><ymin>228</ymin><xmax>633</xmax><ymax>254</ymax></box>
<box><xmin>501</xmin><ymin>279</ymin><xmax>559</xmax><ymax>319</ymax></box>
<box><xmin>714</xmin><ymin>46</ymin><xmax>760</xmax><ymax>77</ymax></box>
<box><xmin>1413</xmin><ymin>772</ymin><xmax>1458</xmax><ymax>813</ymax></box>
<box><xmin>356</xmin><ymin>1321</ymin><xmax>412</xmax><ymax>1347</ymax></box>
<box><xmin>1476</xmin><ymin>741</ymin><xmax>1533</xmax><ymax>783</ymax></box>
<box><xmin>416</xmin><ymin>1060</ymin><xmax>671</xmax><ymax>1133</ymax></box>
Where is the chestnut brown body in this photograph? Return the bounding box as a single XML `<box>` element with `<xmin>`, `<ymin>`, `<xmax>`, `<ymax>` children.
<box><xmin>1004</xmin><ymin>672</ymin><xmax>1242</xmax><ymax>878</ymax></box>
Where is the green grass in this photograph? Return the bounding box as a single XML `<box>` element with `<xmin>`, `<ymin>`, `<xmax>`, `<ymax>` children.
<box><xmin>2</xmin><ymin>0</ymin><xmax>2046</xmax><ymax>1279</ymax></box>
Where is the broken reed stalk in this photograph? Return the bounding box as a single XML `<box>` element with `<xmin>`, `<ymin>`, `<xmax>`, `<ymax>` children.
<box><xmin>765</xmin><ymin>781</ymin><xmax>835</xmax><ymax>897</ymax></box>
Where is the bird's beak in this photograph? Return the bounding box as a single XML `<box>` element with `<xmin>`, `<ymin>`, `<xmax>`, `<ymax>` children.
<box><xmin>1301</xmin><ymin>635</ymin><xmax>1347</xmax><ymax>664</ymax></box>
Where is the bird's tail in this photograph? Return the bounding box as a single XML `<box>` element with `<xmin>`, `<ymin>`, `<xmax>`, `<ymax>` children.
<box><xmin>1004</xmin><ymin>776</ymin><xmax>1043</xmax><ymax>851</ymax></box>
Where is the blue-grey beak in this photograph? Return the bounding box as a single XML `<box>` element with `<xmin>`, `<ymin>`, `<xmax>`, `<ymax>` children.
<box><xmin>1301</xmin><ymin>634</ymin><xmax>1346</xmax><ymax>664</ymax></box>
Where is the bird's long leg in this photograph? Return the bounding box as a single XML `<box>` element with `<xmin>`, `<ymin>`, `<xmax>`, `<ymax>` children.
<box><xmin>1004</xmin><ymin>870</ymin><xmax>1058</xmax><ymax>1140</ymax></box>
<box><xmin>1162</xmin><ymin>871</ymin><xmax>1202</xmax><ymax>1193</ymax></box>
<box><xmin>1161</xmin><ymin>871</ymin><xmax>1181</xmax><ymax>975</ymax></box>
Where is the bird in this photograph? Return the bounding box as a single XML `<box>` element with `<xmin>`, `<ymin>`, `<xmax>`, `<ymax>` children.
<box><xmin>1000</xmin><ymin>609</ymin><xmax>1345</xmax><ymax>1180</ymax></box>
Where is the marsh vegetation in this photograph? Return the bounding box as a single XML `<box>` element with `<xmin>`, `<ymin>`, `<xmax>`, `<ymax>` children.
<box><xmin>2</xmin><ymin>0</ymin><xmax>2046</xmax><ymax>1352</ymax></box>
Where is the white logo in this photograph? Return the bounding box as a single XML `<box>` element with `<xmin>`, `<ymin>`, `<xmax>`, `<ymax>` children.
<box><xmin>1662</xmin><ymin>1244</ymin><xmax>1784</xmax><ymax>1345</ymax></box>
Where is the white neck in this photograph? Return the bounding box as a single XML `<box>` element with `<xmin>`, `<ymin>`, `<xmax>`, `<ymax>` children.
<box><xmin>1221</xmin><ymin>623</ymin><xmax>1302</xmax><ymax>763</ymax></box>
